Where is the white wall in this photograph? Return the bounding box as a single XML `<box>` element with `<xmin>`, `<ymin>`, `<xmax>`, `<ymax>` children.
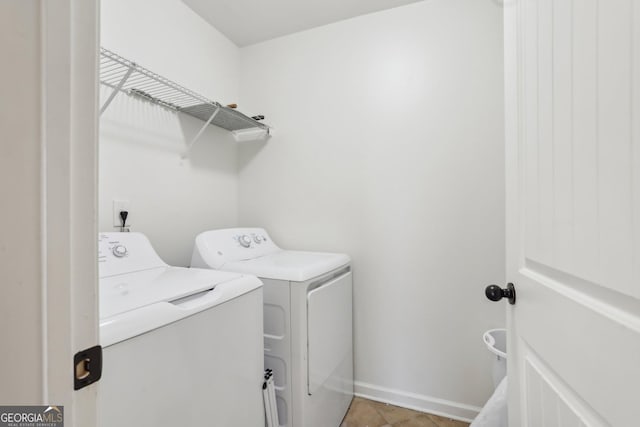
<box><xmin>237</xmin><ymin>0</ymin><xmax>505</xmax><ymax>419</ymax></box>
<box><xmin>99</xmin><ymin>0</ymin><xmax>240</xmax><ymax>266</ymax></box>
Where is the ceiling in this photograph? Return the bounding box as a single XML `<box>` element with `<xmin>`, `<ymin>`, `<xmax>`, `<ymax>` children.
<box><xmin>182</xmin><ymin>0</ymin><xmax>424</xmax><ymax>47</ymax></box>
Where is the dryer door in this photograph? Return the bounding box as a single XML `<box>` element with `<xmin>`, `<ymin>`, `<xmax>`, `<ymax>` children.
<box><xmin>307</xmin><ymin>269</ymin><xmax>352</xmax><ymax>395</ymax></box>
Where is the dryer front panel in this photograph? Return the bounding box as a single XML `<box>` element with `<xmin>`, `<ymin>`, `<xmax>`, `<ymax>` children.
<box><xmin>306</xmin><ymin>269</ymin><xmax>353</xmax><ymax>395</ymax></box>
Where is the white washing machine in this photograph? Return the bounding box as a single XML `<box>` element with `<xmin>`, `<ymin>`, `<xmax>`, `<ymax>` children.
<box><xmin>98</xmin><ymin>232</ymin><xmax>264</xmax><ymax>427</ymax></box>
<box><xmin>191</xmin><ymin>228</ymin><xmax>353</xmax><ymax>427</ymax></box>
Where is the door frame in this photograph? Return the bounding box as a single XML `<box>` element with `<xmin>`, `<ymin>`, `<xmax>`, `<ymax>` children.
<box><xmin>42</xmin><ymin>0</ymin><xmax>100</xmax><ymax>423</ymax></box>
<box><xmin>503</xmin><ymin>0</ymin><xmax>522</xmax><ymax>422</ymax></box>
<box><xmin>2</xmin><ymin>0</ymin><xmax>101</xmax><ymax>424</ymax></box>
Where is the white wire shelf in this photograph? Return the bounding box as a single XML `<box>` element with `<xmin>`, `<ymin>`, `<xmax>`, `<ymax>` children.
<box><xmin>99</xmin><ymin>47</ymin><xmax>270</xmax><ymax>145</ymax></box>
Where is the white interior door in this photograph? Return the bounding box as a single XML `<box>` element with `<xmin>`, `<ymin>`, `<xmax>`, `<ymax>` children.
<box><xmin>504</xmin><ymin>0</ymin><xmax>640</xmax><ymax>426</ymax></box>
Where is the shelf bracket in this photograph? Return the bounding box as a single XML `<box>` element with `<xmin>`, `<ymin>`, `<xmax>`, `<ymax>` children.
<box><xmin>100</xmin><ymin>65</ymin><xmax>135</xmax><ymax>115</ymax></box>
<box><xmin>181</xmin><ymin>106</ymin><xmax>221</xmax><ymax>158</ymax></box>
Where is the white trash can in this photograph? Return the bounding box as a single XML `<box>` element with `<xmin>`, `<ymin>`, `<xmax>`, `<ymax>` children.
<box><xmin>483</xmin><ymin>328</ymin><xmax>507</xmax><ymax>389</ymax></box>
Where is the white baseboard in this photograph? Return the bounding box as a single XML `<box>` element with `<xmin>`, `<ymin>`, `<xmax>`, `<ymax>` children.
<box><xmin>354</xmin><ymin>381</ymin><xmax>481</xmax><ymax>423</ymax></box>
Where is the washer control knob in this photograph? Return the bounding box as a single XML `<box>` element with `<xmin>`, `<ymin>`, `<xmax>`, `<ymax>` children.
<box><xmin>238</xmin><ymin>235</ymin><xmax>252</xmax><ymax>248</ymax></box>
<box><xmin>112</xmin><ymin>245</ymin><xmax>128</xmax><ymax>258</ymax></box>
<box><xmin>253</xmin><ymin>235</ymin><xmax>262</xmax><ymax>244</ymax></box>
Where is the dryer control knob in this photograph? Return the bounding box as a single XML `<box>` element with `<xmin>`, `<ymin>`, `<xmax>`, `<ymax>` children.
<box><xmin>253</xmin><ymin>235</ymin><xmax>262</xmax><ymax>244</ymax></box>
<box><xmin>112</xmin><ymin>245</ymin><xmax>128</xmax><ymax>258</ymax></box>
<box><xmin>238</xmin><ymin>235</ymin><xmax>252</xmax><ymax>248</ymax></box>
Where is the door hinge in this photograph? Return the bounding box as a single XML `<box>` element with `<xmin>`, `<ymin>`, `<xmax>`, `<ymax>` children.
<box><xmin>74</xmin><ymin>345</ymin><xmax>102</xmax><ymax>390</ymax></box>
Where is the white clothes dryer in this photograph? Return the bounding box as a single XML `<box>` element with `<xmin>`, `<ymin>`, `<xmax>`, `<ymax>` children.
<box><xmin>98</xmin><ymin>232</ymin><xmax>264</xmax><ymax>427</ymax></box>
<box><xmin>191</xmin><ymin>228</ymin><xmax>353</xmax><ymax>427</ymax></box>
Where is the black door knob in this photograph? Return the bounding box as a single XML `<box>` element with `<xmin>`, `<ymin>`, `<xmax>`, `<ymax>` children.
<box><xmin>485</xmin><ymin>283</ymin><xmax>516</xmax><ymax>305</ymax></box>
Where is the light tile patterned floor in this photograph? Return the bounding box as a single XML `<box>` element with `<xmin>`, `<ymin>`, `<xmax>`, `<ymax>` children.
<box><xmin>341</xmin><ymin>397</ymin><xmax>470</xmax><ymax>427</ymax></box>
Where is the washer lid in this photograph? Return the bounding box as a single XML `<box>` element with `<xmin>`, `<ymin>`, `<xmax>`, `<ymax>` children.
<box><xmin>99</xmin><ymin>267</ymin><xmax>262</xmax><ymax>347</ymax></box>
<box><xmin>224</xmin><ymin>250</ymin><xmax>350</xmax><ymax>282</ymax></box>
<box><xmin>99</xmin><ymin>266</ymin><xmax>244</xmax><ymax>319</ymax></box>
